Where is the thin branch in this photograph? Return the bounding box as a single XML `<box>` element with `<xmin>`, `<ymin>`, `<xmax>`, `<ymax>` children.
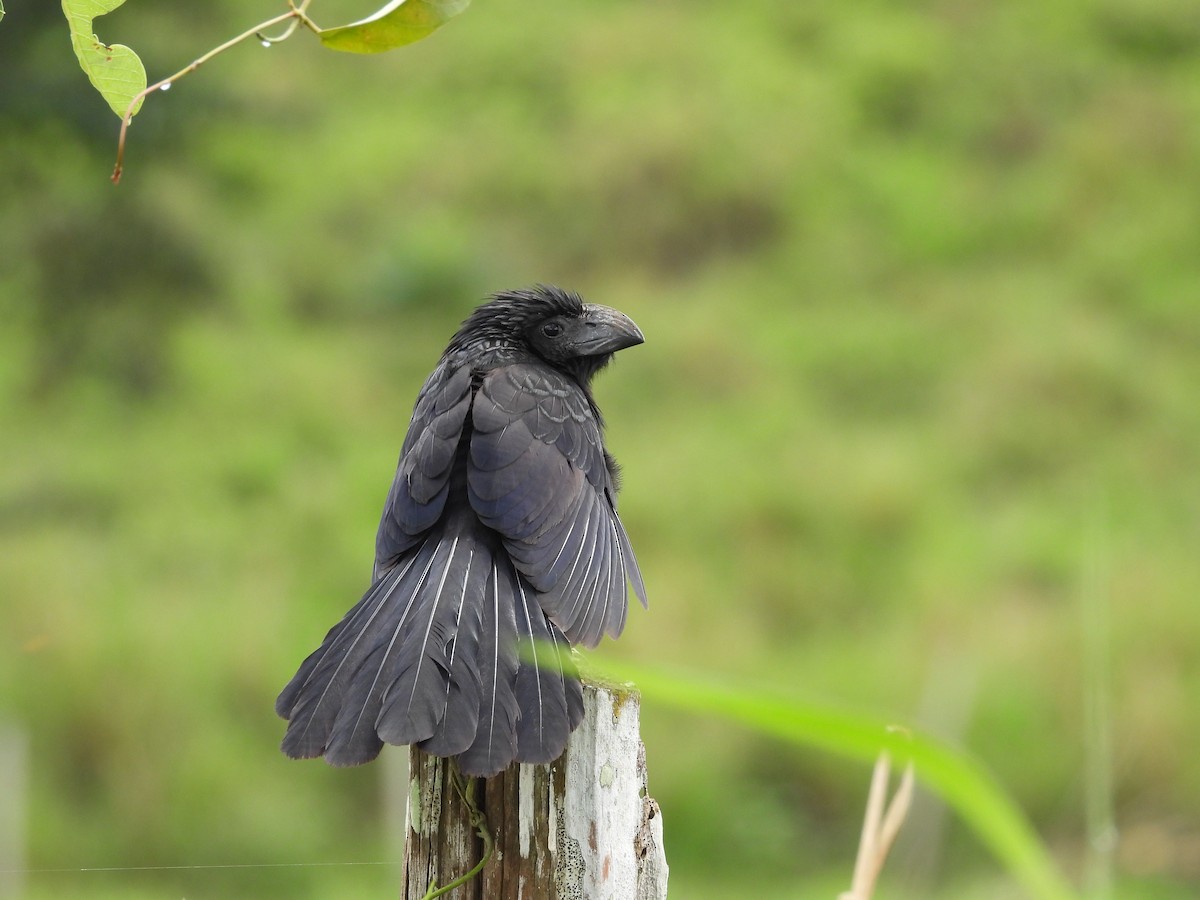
<box><xmin>256</xmin><ymin>18</ymin><xmax>302</xmax><ymax>44</ymax></box>
<box><xmin>111</xmin><ymin>2</ymin><xmax>320</xmax><ymax>183</ymax></box>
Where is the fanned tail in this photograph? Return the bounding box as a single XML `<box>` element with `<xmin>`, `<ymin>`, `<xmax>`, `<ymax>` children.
<box><xmin>276</xmin><ymin>522</ymin><xmax>492</xmax><ymax>767</ymax></box>
<box><xmin>275</xmin><ymin>547</ymin><xmax>430</xmax><ymax>763</ymax></box>
<box><xmin>278</xmin><ymin>518</ymin><xmax>577</xmax><ymax>776</ymax></box>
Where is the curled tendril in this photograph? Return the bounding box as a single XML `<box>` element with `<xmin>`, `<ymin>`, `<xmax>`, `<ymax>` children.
<box><xmin>421</xmin><ymin>763</ymin><xmax>494</xmax><ymax>900</ymax></box>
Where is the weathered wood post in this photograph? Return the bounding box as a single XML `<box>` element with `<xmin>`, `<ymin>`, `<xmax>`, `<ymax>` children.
<box><xmin>402</xmin><ymin>682</ymin><xmax>668</xmax><ymax>899</ymax></box>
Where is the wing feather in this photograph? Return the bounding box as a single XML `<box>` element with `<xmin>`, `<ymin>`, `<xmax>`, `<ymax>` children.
<box><xmin>374</xmin><ymin>364</ymin><xmax>472</xmax><ymax>573</ymax></box>
<box><xmin>469</xmin><ymin>364</ymin><xmax>646</xmax><ymax>647</ymax></box>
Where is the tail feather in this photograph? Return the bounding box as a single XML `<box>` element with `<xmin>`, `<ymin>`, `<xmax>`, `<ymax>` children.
<box><xmin>279</xmin><ymin>520</ymin><xmax>590</xmax><ymax>775</ymax></box>
<box><xmin>324</xmin><ymin>537</ymin><xmax>469</xmax><ymax>765</ymax></box>
<box><xmin>455</xmin><ymin>560</ymin><xmax>521</xmax><ymax>776</ymax></box>
<box><xmin>413</xmin><ymin>544</ymin><xmax>489</xmax><ymax>757</ymax></box>
<box><xmin>275</xmin><ymin>568</ymin><xmax>395</xmax><ymax>723</ymax></box>
<box><xmin>375</xmin><ymin>535</ymin><xmax>478</xmax><ymax>747</ymax></box>
<box><xmin>513</xmin><ymin>569</ymin><xmax>582</xmax><ymax>763</ymax></box>
<box><xmin>277</xmin><ymin>550</ymin><xmax>427</xmax><ymax>761</ymax></box>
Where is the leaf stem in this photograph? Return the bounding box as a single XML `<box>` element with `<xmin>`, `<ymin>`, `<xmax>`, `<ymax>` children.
<box><xmin>111</xmin><ymin>1</ymin><xmax>318</xmax><ymax>184</ymax></box>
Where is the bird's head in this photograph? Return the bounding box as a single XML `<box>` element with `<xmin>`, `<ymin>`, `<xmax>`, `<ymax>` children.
<box><xmin>448</xmin><ymin>285</ymin><xmax>644</xmax><ymax>384</ymax></box>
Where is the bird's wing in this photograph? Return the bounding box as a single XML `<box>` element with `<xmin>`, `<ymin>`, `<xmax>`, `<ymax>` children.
<box><xmin>467</xmin><ymin>363</ymin><xmax>647</xmax><ymax>648</ymax></box>
<box><xmin>374</xmin><ymin>362</ymin><xmax>473</xmax><ymax>574</ymax></box>
<box><xmin>279</xmin><ymin>358</ymin><xmax>590</xmax><ymax>775</ymax></box>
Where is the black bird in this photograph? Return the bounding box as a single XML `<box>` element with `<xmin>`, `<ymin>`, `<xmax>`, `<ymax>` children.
<box><xmin>276</xmin><ymin>286</ymin><xmax>647</xmax><ymax>777</ymax></box>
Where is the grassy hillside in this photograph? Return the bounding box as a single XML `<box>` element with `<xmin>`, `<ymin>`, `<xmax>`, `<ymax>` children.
<box><xmin>2</xmin><ymin>0</ymin><xmax>1199</xmax><ymax>895</ymax></box>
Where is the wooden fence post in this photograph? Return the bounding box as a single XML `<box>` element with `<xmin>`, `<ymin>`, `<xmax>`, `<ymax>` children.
<box><xmin>402</xmin><ymin>681</ymin><xmax>668</xmax><ymax>899</ymax></box>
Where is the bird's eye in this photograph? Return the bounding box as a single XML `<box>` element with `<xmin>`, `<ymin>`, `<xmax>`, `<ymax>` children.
<box><xmin>541</xmin><ymin>321</ymin><xmax>564</xmax><ymax>338</ymax></box>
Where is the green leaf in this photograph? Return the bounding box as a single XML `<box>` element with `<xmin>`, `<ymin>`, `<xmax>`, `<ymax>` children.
<box><xmin>61</xmin><ymin>0</ymin><xmax>147</xmax><ymax>119</ymax></box>
<box><xmin>318</xmin><ymin>0</ymin><xmax>470</xmax><ymax>54</ymax></box>
<box><xmin>604</xmin><ymin>663</ymin><xmax>1078</xmax><ymax>900</ymax></box>
<box><xmin>0</xmin><ymin>2</ymin><xmax>6</xmax><ymax>25</ymax></box>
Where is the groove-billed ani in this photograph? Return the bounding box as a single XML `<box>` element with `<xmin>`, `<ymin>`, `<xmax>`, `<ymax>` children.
<box><xmin>276</xmin><ymin>286</ymin><xmax>647</xmax><ymax>777</ymax></box>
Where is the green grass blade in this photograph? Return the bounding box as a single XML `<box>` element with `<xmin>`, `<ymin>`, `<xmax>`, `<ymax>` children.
<box><xmin>608</xmin><ymin>663</ymin><xmax>1076</xmax><ymax>900</ymax></box>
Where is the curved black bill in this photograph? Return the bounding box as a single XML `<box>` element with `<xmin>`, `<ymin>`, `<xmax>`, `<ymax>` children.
<box><xmin>575</xmin><ymin>304</ymin><xmax>645</xmax><ymax>356</ymax></box>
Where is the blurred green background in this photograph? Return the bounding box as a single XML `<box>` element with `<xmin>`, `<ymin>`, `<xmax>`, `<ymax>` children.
<box><xmin>2</xmin><ymin>0</ymin><xmax>1199</xmax><ymax>896</ymax></box>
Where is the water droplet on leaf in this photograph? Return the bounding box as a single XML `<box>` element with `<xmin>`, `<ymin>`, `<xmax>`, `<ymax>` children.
<box><xmin>160</xmin><ymin>81</ymin><xmax>172</xmax><ymax>91</ymax></box>
<box><xmin>261</xmin><ymin>40</ymin><xmax>271</xmax><ymax>48</ymax></box>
